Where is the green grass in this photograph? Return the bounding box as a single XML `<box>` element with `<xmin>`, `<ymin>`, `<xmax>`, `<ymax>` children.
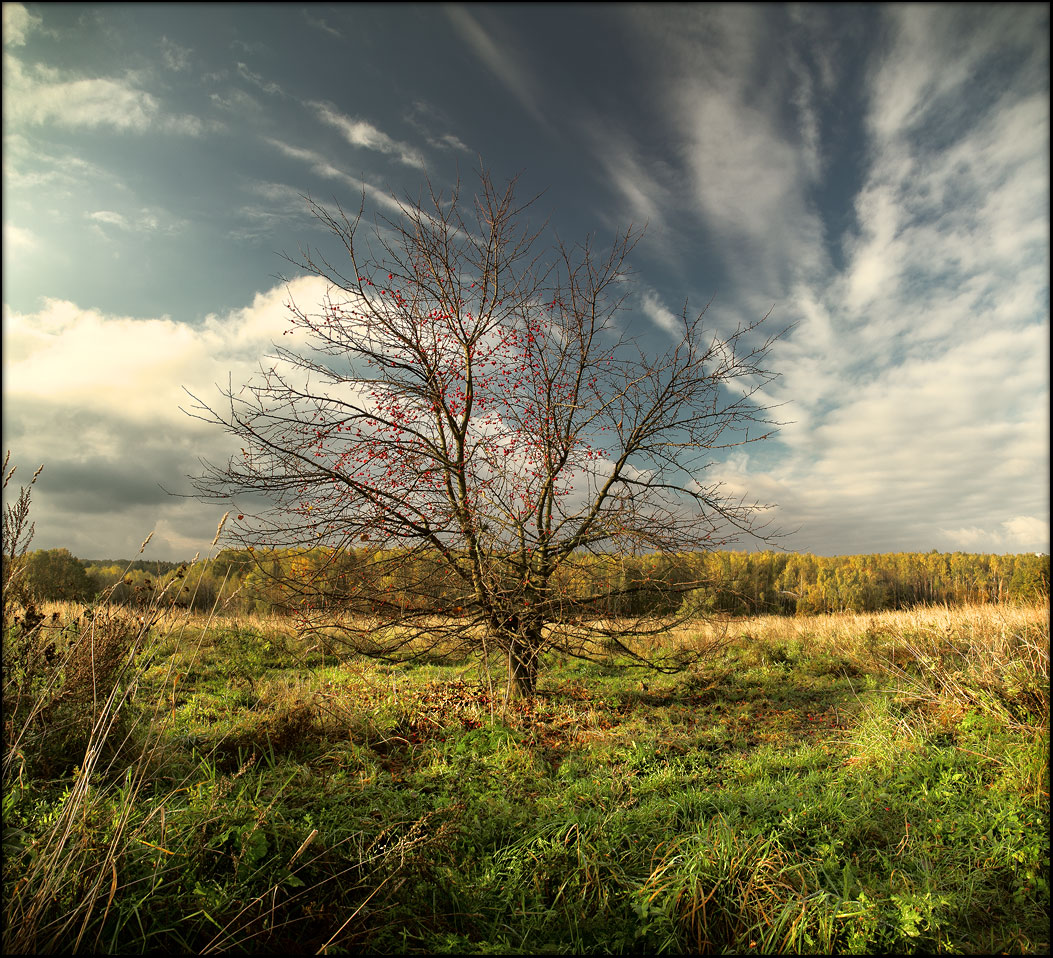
<box><xmin>4</xmin><ymin>603</ymin><xmax>1049</xmax><ymax>953</ymax></box>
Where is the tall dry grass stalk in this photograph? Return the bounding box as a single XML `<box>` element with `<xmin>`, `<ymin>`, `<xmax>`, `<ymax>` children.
<box><xmin>873</xmin><ymin>604</ymin><xmax>1049</xmax><ymax>732</ymax></box>
<box><xmin>2</xmin><ymin>515</ymin><xmax>240</xmax><ymax>954</ymax></box>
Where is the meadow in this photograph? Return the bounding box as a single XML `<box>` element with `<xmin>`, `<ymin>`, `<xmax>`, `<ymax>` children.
<box><xmin>3</xmin><ymin>594</ymin><xmax>1049</xmax><ymax>954</ymax></box>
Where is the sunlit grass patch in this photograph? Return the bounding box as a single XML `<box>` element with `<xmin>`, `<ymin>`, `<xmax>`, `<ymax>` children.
<box><xmin>4</xmin><ymin>599</ymin><xmax>1048</xmax><ymax>953</ymax></box>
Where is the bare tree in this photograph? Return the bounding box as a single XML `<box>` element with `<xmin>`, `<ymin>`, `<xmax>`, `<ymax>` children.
<box><xmin>186</xmin><ymin>170</ymin><xmax>782</xmax><ymax>697</ymax></box>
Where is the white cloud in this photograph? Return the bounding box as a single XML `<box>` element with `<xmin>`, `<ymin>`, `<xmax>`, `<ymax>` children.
<box><xmin>147</xmin><ymin>516</ymin><xmax>219</xmax><ymax>558</ymax></box>
<box><xmin>2</xmin><ymin>136</ymin><xmax>117</xmax><ymax>193</ymax></box>
<box><xmin>3</xmin><ymin>222</ymin><xmax>38</xmax><ymax>253</ymax></box>
<box><xmin>786</xmin><ymin>44</ymin><xmax>824</xmax><ymax>182</ymax></box>
<box><xmin>433</xmin><ymin>132</ymin><xmax>470</xmax><ymax>153</ymax></box>
<box><xmin>1</xmin><ymin>278</ymin><xmax>344</xmax><ymax>558</ymax></box>
<box><xmin>2</xmin><ymin>3</ymin><xmax>42</xmax><ymax>47</ymax></box>
<box><xmin>710</xmin><ymin>5</ymin><xmax>1052</xmax><ymax>555</ymax></box>
<box><xmin>939</xmin><ymin>526</ymin><xmax>990</xmax><ymax>550</ymax></box>
<box><xmin>228</xmin><ymin>180</ymin><xmax>318</xmax><ymax>240</ymax></box>
<box><xmin>3</xmin><ymin>277</ymin><xmax>333</xmax><ymax>426</ymax></box>
<box><xmin>247</xmin><ymin>181</ymin><xmax>306</xmax><ymax>203</ymax></box>
<box><xmin>865</xmin><ymin>6</ymin><xmax>1041</xmax><ymax>145</ymax></box>
<box><xmin>746</xmin><ymin>308</ymin><xmax>1049</xmax><ymax>554</ymax></box>
<box><xmin>3</xmin><ymin>51</ymin><xmax>203</xmax><ymax>134</ymax></box>
<box><xmin>840</xmin><ymin>92</ymin><xmax>1049</xmax><ymax>330</ymax></box>
<box><xmin>1002</xmin><ymin>516</ymin><xmax>1050</xmax><ymax>550</ymax></box>
<box><xmin>941</xmin><ymin>517</ymin><xmax>1050</xmax><ymax>554</ymax></box>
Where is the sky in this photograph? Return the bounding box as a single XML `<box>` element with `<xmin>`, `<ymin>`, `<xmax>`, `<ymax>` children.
<box><xmin>2</xmin><ymin>2</ymin><xmax>1049</xmax><ymax>562</ymax></box>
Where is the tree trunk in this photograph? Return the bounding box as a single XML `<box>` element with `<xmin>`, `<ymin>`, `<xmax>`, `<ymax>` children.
<box><xmin>505</xmin><ymin>633</ymin><xmax>540</xmax><ymax>700</ymax></box>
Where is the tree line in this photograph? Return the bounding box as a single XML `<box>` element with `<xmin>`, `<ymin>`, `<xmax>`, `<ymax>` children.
<box><xmin>15</xmin><ymin>546</ymin><xmax>1049</xmax><ymax>617</ymax></box>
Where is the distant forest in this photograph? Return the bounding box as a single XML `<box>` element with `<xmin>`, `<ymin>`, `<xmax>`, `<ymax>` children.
<box><xmin>12</xmin><ymin>547</ymin><xmax>1050</xmax><ymax>618</ymax></box>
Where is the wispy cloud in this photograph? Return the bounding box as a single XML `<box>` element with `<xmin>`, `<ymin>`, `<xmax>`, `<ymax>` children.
<box><xmin>263</xmin><ymin>137</ymin><xmax>405</xmax><ymax>213</ymax></box>
<box><xmin>88</xmin><ymin>210</ymin><xmax>131</xmax><ymax>231</ymax></box>
<box><xmin>208</xmin><ymin>86</ymin><xmax>265</xmax><ymax>117</ymax></box>
<box><xmin>406</xmin><ymin>100</ymin><xmax>471</xmax><ymax>154</ymax></box>
<box><xmin>2</xmin><ymin>135</ymin><xmax>121</xmax><ymax>195</ymax></box>
<box><xmin>310</xmin><ymin>101</ymin><xmax>424</xmax><ymax>168</ymax></box>
<box><xmin>721</xmin><ymin>5</ymin><xmax>1050</xmax><ymax>554</ymax></box>
<box><xmin>446</xmin><ymin>6</ymin><xmax>547</xmax><ymax>127</ymax></box>
<box><xmin>228</xmin><ymin>180</ymin><xmax>318</xmax><ymax>241</ymax></box>
<box><xmin>160</xmin><ymin>36</ymin><xmax>192</xmax><ymax>72</ymax></box>
<box><xmin>603</xmin><ymin>5</ymin><xmax>1048</xmax><ymax>554</ymax></box>
<box><xmin>581</xmin><ymin>120</ymin><xmax>672</xmax><ymax>239</ymax></box>
<box><xmin>87</xmin><ymin>207</ymin><xmax>188</xmax><ymax>236</ymax></box>
<box><xmin>637</xmin><ymin>288</ymin><xmax>682</xmax><ymax>339</ymax></box>
<box><xmin>303</xmin><ymin>11</ymin><xmax>342</xmax><ymax>39</ymax></box>
<box><xmin>620</xmin><ymin>6</ymin><xmax>830</xmax><ymax>300</ymax></box>
<box><xmin>235</xmin><ymin>61</ymin><xmax>286</xmax><ymax>98</ymax></box>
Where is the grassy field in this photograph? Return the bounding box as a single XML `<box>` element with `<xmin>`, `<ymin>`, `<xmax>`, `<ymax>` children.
<box><xmin>3</xmin><ymin>599</ymin><xmax>1049</xmax><ymax>954</ymax></box>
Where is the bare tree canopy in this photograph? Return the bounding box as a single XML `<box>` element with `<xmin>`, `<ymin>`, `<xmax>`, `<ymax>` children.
<box><xmin>186</xmin><ymin>170</ymin><xmax>783</xmax><ymax>697</ymax></box>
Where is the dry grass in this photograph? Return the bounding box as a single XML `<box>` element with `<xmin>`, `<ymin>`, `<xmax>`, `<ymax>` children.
<box><xmin>37</xmin><ymin>599</ymin><xmax>1046</xmax><ymax>704</ymax></box>
<box><xmin>673</xmin><ymin>601</ymin><xmax>1047</xmax><ymax>646</ymax></box>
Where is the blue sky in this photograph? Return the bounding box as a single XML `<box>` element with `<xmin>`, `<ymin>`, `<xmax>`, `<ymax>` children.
<box><xmin>3</xmin><ymin>2</ymin><xmax>1049</xmax><ymax>561</ymax></box>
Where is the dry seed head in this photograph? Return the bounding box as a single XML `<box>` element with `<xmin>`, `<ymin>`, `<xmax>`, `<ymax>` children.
<box><xmin>212</xmin><ymin>511</ymin><xmax>230</xmax><ymax>546</ymax></box>
<box><xmin>138</xmin><ymin>532</ymin><xmax>154</xmax><ymax>554</ymax></box>
<box><xmin>288</xmin><ymin>828</ymin><xmax>318</xmax><ymax>868</ymax></box>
